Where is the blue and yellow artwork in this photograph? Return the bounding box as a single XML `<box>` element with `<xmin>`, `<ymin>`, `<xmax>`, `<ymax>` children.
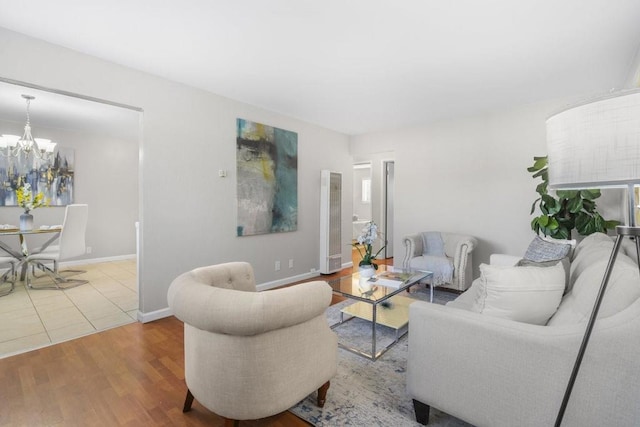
<box><xmin>0</xmin><ymin>147</ymin><xmax>75</xmax><ymax>206</ymax></box>
<box><xmin>236</xmin><ymin>119</ymin><xmax>298</xmax><ymax>236</ymax></box>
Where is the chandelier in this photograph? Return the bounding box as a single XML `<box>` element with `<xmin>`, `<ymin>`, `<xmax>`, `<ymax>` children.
<box><xmin>0</xmin><ymin>94</ymin><xmax>56</xmax><ymax>161</ymax></box>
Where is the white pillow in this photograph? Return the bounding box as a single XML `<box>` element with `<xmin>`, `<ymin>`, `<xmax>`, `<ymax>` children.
<box><xmin>472</xmin><ymin>262</ymin><xmax>566</xmax><ymax>325</ymax></box>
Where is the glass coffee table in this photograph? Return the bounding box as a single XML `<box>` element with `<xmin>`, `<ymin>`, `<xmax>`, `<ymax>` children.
<box><xmin>328</xmin><ymin>265</ymin><xmax>432</xmax><ymax>361</ymax></box>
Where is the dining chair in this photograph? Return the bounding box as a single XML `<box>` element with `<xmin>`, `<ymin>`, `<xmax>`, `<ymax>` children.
<box><xmin>0</xmin><ymin>256</ymin><xmax>18</xmax><ymax>296</ymax></box>
<box><xmin>25</xmin><ymin>204</ymin><xmax>89</xmax><ymax>289</ymax></box>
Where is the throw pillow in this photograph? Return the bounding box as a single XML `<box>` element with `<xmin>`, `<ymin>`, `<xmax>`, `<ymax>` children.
<box><xmin>472</xmin><ymin>262</ymin><xmax>565</xmax><ymax>325</ymax></box>
<box><xmin>516</xmin><ymin>257</ymin><xmax>571</xmax><ymax>293</ymax></box>
<box><xmin>523</xmin><ymin>235</ymin><xmax>571</xmax><ymax>262</ymax></box>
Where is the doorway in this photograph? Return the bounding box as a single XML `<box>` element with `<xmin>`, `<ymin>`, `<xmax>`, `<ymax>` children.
<box><xmin>0</xmin><ymin>77</ymin><xmax>142</xmax><ymax>357</ymax></box>
<box><xmin>352</xmin><ymin>163</ymin><xmax>372</xmax><ymax>240</ymax></box>
<box><xmin>383</xmin><ymin>161</ymin><xmax>395</xmax><ymax>258</ymax></box>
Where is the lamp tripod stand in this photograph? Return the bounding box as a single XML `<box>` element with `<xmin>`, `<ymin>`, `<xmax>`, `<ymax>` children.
<box><xmin>555</xmin><ymin>208</ymin><xmax>640</xmax><ymax>425</ymax></box>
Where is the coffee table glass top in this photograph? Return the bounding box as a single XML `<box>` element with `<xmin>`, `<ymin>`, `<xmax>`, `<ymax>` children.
<box><xmin>328</xmin><ymin>265</ymin><xmax>432</xmax><ymax>302</ymax></box>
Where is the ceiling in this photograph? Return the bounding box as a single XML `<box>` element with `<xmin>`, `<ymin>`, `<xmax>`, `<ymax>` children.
<box><xmin>0</xmin><ymin>80</ymin><xmax>140</xmax><ymax>141</ymax></box>
<box><xmin>0</xmin><ymin>0</ymin><xmax>639</xmax><ymax>135</ymax></box>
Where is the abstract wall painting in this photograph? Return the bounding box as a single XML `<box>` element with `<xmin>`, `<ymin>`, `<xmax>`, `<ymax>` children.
<box><xmin>236</xmin><ymin>119</ymin><xmax>298</xmax><ymax>236</ymax></box>
<box><xmin>0</xmin><ymin>147</ymin><xmax>75</xmax><ymax>206</ymax></box>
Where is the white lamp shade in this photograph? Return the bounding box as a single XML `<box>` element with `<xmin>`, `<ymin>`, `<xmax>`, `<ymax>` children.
<box><xmin>547</xmin><ymin>89</ymin><xmax>640</xmax><ymax>189</ymax></box>
<box><xmin>34</xmin><ymin>138</ymin><xmax>55</xmax><ymax>153</ymax></box>
<box><xmin>1</xmin><ymin>134</ymin><xmax>20</xmax><ymax>148</ymax></box>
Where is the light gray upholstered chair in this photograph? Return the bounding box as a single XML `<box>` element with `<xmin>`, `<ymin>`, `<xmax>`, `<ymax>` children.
<box><xmin>402</xmin><ymin>232</ymin><xmax>478</xmax><ymax>292</ymax></box>
<box><xmin>168</xmin><ymin>262</ymin><xmax>338</xmax><ymax>426</ymax></box>
<box><xmin>25</xmin><ymin>204</ymin><xmax>88</xmax><ymax>289</ymax></box>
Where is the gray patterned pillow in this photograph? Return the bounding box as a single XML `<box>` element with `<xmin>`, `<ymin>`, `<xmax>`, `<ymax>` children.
<box><xmin>523</xmin><ymin>236</ymin><xmax>571</xmax><ymax>262</ymax></box>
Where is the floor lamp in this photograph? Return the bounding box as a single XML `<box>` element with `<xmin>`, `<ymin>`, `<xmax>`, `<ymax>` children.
<box><xmin>546</xmin><ymin>88</ymin><xmax>640</xmax><ymax>426</ymax></box>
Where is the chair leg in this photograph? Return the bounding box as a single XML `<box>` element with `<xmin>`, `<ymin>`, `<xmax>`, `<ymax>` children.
<box><xmin>317</xmin><ymin>381</ymin><xmax>330</xmax><ymax>408</ymax></box>
<box><xmin>413</xmin><ymin>399</ymin><xmax>430</xmax><ymax>425</ymax></box>
<box><xmin>0</xmin><ymin>264</ymin><xmax>16</xmax><ymax>297</ymax></box>
<box><xmin>182</xmin><ymin>389</ymin><xmax>194</xmax><ymax>413</ymax></box>
<box><xmin>27</xmin><ymin>260</ymin><xmax>88</xmax><ymax>290</ymax></box>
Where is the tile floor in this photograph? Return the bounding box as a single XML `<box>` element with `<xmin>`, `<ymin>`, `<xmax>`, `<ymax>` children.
<box><xmin>0</xmin><ymin>258</ymin><xmax>137</xmax><ymax>359</ymax></box>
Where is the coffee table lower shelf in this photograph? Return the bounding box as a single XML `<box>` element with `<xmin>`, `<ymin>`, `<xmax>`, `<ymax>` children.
<box><xmin>331</xmin><ymin>295</ymin><xmax>415</xmax><ymax>361</ymax></box>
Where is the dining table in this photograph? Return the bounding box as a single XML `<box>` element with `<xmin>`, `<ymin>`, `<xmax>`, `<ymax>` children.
<box><xmin>0</xmin><ymin>226</ymin><xmax>62</xmax><ymax>285</ymax></box>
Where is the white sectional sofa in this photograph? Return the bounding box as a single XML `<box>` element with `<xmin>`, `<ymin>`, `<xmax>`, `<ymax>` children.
<box><xmin>407</xmin><ymin>232</ymin><xmax>640</xmax><ymax>426</ymax></box>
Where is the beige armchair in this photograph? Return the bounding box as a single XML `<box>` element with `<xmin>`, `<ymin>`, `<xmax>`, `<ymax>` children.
<box><xmin>167</xmin><ymin>262</ymin><xmax>338</xmax><ymax>426</ymax></box>
<box><xmin>402</xmin><ymin>232</ymin><xmax>478</xmax><ymax>291</ymax></box>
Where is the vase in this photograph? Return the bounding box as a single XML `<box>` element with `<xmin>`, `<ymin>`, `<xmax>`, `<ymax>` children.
<box><xmin>359</xmin><ymin>264</ymin><xmax>375</xmax><ymax>279</ymax></box>
<box><xmin>20</xmin><ymin>213</ymin><xmax>33</xmax><ymax>231</ymax></box>
<box><xmin>358</xmin><ymin>276</ymin><xmax>373</xmax><ymax>291</ymax></box>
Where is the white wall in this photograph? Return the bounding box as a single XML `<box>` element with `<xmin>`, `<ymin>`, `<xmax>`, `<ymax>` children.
<box><xmin>0</xmin><ymin>118</ymin><xmax>139</xmax><ymax>259</ymax></box>
<box><xmin>351</xmin><ymin>101</ymin><xmax>625</xmax><ymax>278</ymax></box>
<box><xmin>0</xmin><ymin>28</ymin><xmax>353</xmax><ymax>318</ymax></box>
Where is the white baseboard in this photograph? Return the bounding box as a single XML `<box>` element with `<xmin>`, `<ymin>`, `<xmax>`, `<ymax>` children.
<box><xmin>137</xmin><ymin>307</ymin><xmax>172</xmax><ymax>323</ymax></box>
<box><xmin>131</xmin><ymin>261</ymin><xmax>354</xmax><ymax>323</ymax></box>
<box><xmin>0</xmin><ymin>254</ymin><xmax>136</xmax><ymax>274</ymax></box>
<box><xmin>257</xmin><ymin>261</ymin><xmax>353</xmax><ymax>291</ymax></box>
<box><xmin>59</xmin><ymin>253</ymin><xmax>136</xmax><ymax>268</ymax></box>
<box><xmin>257</xmin><ymin>271</ymin><xmax>321</xmax><ymax>291</ymax></box>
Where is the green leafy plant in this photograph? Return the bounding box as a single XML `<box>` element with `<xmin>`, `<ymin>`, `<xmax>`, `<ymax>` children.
<box><xmin>528</xmin><ymin>156</ymin><xmax>618</xmax><ymax>239</ymax></box>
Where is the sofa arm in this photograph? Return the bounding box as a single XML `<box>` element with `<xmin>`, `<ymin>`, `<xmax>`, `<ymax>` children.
<box><xmin>408</xmin><ymin>302</ymin><xmax>586</xmax><ymax>426</ymax></box>
<box><xmin>407</xmin><ymin>300</ymin><xmax>640</xmax><ymax>426</ymax></box>
<box><xmin>402</xmin><ymin>234</ymin><xmax>423</xmax><ymax>268</ymax></box>
<box><xmin>452</xmin><ymin>236</ymin><xmax>477</xmax><ymax>288</ymax></box>
<box><xmin>169</xmin><ymin>276</ymin><xmax>332</xmax><ymax>336</ymax></box>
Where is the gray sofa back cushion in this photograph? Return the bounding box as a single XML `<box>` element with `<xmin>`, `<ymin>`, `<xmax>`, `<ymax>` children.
<box><xmin>547</xmin><ymin>233</ymin><xmax>640</xmax><ymax>326</ymax></box>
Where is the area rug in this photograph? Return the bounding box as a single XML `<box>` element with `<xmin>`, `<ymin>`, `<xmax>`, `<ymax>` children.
<box><xmin>289</xmin><ymin>287</ymin><xmax>473</xmax><ymax>426</ymax></box>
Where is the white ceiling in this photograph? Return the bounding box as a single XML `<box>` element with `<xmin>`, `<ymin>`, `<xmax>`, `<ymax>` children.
<box><xmin>0</xmin><ymin>81</ymin><xmax>140</xmax><ymax>141</ymax></box>
<box><xmin>0</xmin><ymin>0</ymin><xmax>639</xmax><ymax>135</ymax></box>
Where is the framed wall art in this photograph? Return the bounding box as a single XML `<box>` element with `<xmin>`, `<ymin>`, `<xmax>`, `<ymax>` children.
<box><xmin>236</xmin><ymin>119</ymin><xmax>298</xmax><ymax>236</ymax></box>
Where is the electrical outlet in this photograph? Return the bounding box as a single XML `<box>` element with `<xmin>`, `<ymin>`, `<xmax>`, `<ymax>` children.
<box><xmin>275</xmin><ymin>260</ymin><xmax>280</xmax><ymax>271</ymax></box>
<box><xmin>310</xmin><ymin>268</ymin><xmax>317</xmax><ymax>273</ymax></box>
<box><xmin>288</xmin><ymin>259</ymin><xmax>293</xmax><ymax>269</ymax></box>
<box><xmin>86</xmin><ymin>246</ymin><xmax>92</xmax><ymax>254</ymax></box>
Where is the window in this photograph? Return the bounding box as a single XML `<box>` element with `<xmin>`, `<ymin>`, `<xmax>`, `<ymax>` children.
<box><xmin>361</xmin><ymin>178</ymin><xmax>371</xmax><ymax>203</ymax></box>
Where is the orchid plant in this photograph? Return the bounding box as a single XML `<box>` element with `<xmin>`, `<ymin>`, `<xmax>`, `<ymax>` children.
<box><xmin>353</xmin><ymin>221</ymin><xmax>386</xmax><ymax>269</ymax></box>
<box><xmin>16</xmin><ymin>183</ymin><xmax>48</xmax><ymax>214</ymax></box>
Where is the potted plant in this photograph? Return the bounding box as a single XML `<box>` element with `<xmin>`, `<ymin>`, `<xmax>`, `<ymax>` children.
<box><xmin>528</xmin><ymin>156</ymin><xmax>618</xmax><ymax>239</ymax></box>
<box><xmin>16</xmin><ymin>183</ymin><xmax>49</xmax><ymax>231</ymax></box>
<box><xmin>352</xmin><ymin>221</ymin><xmax>386</xmax><ymax>278</ymax></box>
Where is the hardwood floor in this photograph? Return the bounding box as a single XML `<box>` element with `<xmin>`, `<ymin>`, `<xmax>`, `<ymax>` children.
<box><xmin>0</xmin><ymin>256</ymin><xmax>392</xmax><ymax>427</ymax></box>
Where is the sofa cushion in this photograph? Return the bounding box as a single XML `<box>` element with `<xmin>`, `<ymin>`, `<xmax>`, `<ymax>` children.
<box><xmin>523</xmin><ymin>235</ymin><xmax>572</xmax><ymax>262</ymax></box>
<box><xmin>548</xmin><ymin>254</ymin><xmax>640</xmax><ymax>325</ymax></box>
<box><xmin>471</xmin><ymin>262</ymin><xmax>565</xmax><ymax>325</ymax></box>
<box><xmin>516</xmin><ymin>256</ymin><xmax>571</xmax><ymax>293</ymax></box>
<box><xmin>571</xmin><ymin>232</ymin><xmax>612</xmax><ymax>259</ymax></box>
<box><xmin>446</xmin><ymin>277</ymin><xmax>482</xmax><ymax>311</ymax></box>
<box><xmin>568</xmin><ymin>234</ymin><xmax>615</xmax><ymax>294</ymax></box>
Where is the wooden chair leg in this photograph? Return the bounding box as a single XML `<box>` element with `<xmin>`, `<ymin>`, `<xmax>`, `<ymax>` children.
<box><xmin>317</xmin><ymin>381</ymin><xmax>330</xmax><ymax>408</ymax></box>
<box><xmin>413</xmin><ymin>399</ymin><xmax>430</xmax><ymax>425</ymax></box>
<box><xmin>183</xmin><ymin>389</ymin><xmax>194</xmax><ymax>413</ymax></box>
<box><xmin>223</xmin><ymin>418</ymin><xmax>240</xmax><ymax>427</ymax></box>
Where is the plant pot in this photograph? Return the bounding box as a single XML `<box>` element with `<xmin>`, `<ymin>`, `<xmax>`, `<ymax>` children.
<box><xmin>358</xmin><ymin>264</ymin><xmax>375</xmax><ymax>279</ymax></box>
<box><xmin>20</xmin><ymin>213</ymin><xmax>33</xmax><ymax>231</ymax></box>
